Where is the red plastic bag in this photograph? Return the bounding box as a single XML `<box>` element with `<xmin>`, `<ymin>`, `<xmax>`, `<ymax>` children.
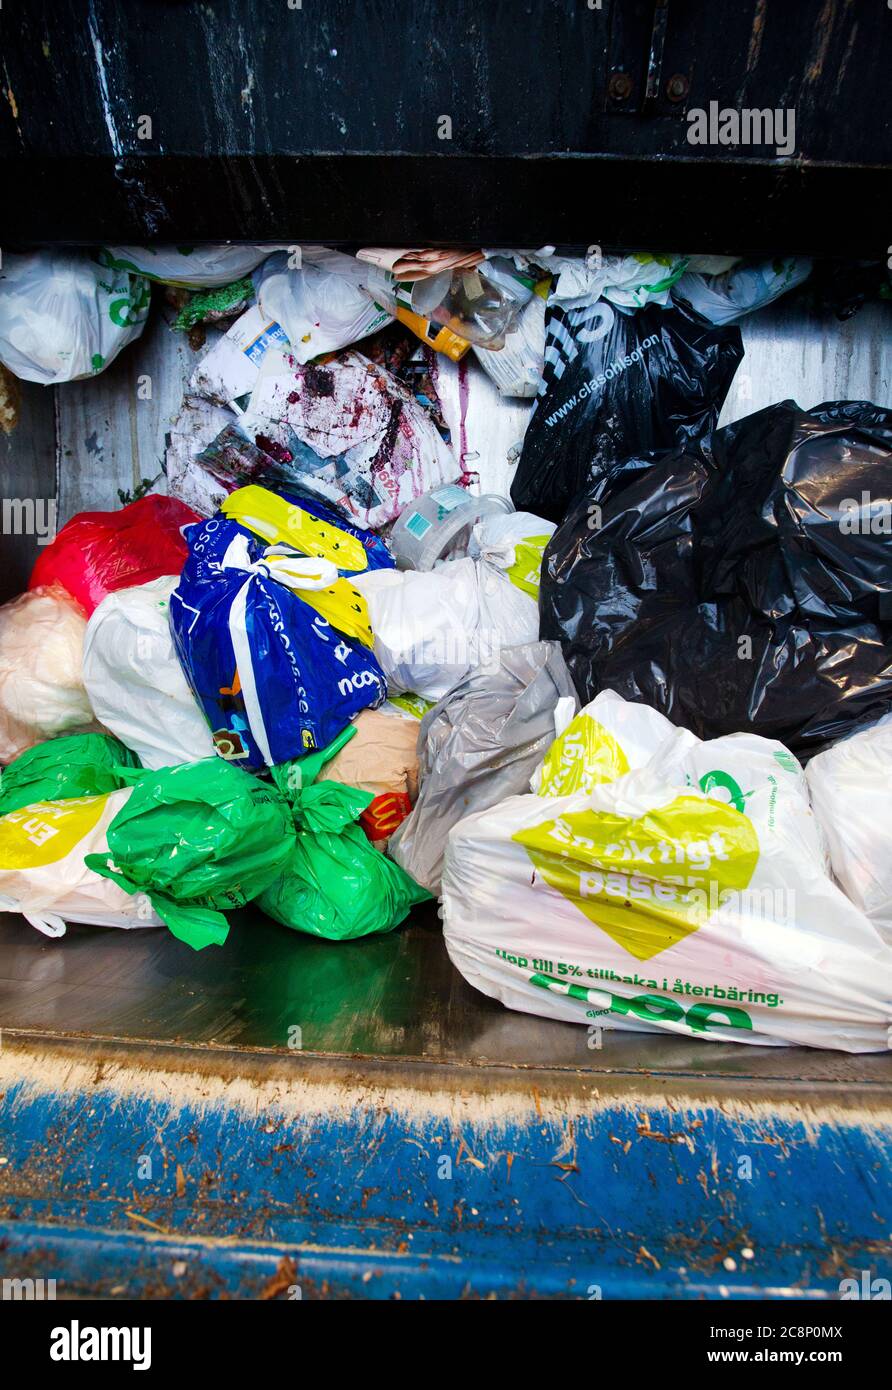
<box><xmin>29</xmin><ymin>495</ymin><xmax>200</xmax><ymax>616</ymax></box>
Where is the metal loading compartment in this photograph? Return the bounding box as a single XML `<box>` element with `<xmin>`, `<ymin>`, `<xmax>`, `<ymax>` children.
<box><xmin>1</xmin><ymin>280</ymin><xmax>892</xmax><ymax>1299</ymax></box>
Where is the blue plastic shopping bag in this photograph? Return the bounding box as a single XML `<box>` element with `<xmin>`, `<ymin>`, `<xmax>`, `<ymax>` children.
<box><xmin>169</xmin><ymin>516</ymin><xmax>387</xmax><ymax>769</ymax></box>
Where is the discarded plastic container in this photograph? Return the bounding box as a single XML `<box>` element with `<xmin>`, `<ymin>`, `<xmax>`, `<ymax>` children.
<box><xmin>389</xmin><ymin>485</ymin><xmax>513</xmax><ymax>570</ymax></box>
<box><xmin>391</xmin><ymin>305</ymin><xmax>472</xmax><ymax>362</ymax></box>
<box><xmin>365</xmin><ymin>265</ymin><xmax>515</xmax><ymax>349</ymax></box>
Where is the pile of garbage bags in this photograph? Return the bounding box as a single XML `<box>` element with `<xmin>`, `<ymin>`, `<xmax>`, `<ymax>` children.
<box><xmin>1</xmin><ymin>239</ymin><xmax>892</xmax><ymax>1056</ymax></box>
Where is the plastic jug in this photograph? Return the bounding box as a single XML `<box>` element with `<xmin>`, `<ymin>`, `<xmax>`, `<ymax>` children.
<box><xmin>389</xmin><ymin>485</ymin><xmax>513</xmax><ymax>570</ymax></box>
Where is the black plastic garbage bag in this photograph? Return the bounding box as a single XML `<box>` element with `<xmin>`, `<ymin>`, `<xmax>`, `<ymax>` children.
<box><xmin>510</xmin><ymin>300</ymin><xmax>743</xmax><ymax>523</ymax></box>
<box><xmin>539</xmin><ymin>399</ymin><xmax>892</xmax><ymax>753</ymax></box>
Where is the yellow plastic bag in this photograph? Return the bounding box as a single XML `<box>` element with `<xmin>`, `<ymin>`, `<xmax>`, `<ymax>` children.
<box><xmin>261</xmin><ymin>550</ymin><xmax>374</xmax><ymax>648</ymax></box>
<box><xmin>222</xmin><ymin>485</ymin><xmax>369</xmax><ymax>573</ymax></box>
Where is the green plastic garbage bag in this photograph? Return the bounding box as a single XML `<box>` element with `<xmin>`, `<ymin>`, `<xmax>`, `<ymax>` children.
<box><xmin>85</xmin><ymin>759</ymin><xmax>296</xmax><ymax>950</ymax></box>
<box><xmin>258</xmin><ymin>734</ymin><xmax>430</xmax><ymax>941</ymax></box>
<box><xmin>0</xmin><ymin>732</ymin><xmax>140</xmax><ymax>817</ymax></box>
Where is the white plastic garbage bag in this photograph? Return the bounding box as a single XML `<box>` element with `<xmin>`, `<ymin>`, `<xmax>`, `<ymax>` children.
<box><xmin>0</xmin><ymin>250</ymin><xmax>150</xmax><ymax>384</ymax></box>
<box><xmin>83</xmin><ymin>577</ymin><xmax>216</xmax><ymax>771</ymax></box>
<box><xmin>531</xmin><ymin>689</ymin><xmax>677</xmax><ymax>795</ymax></box>
<box><xmin>255</xmin><ymin>248</ymin><xmax>393</xmax><ymax>364</ymax></box>
<box><xmin>476</xmin><ymin>555</ymin><xmax>542</xmax><ymax>648</ymax></box>
<box><xmin>442</xmin><ymin>696</ymin><xmax>892</xmax><ymax>1052</ymax></box>
<box><xmin>102</xmin><ymin>244</ymin><xmax>283</xmax><ymax>287</ymax></box>
<box><xmin>502</xmin><ymin>249</ymin><xmax>688</xmax><ymax>309</ymax></box>
<box><xmin>469</xmin><ymin>509</ymin><xmax>556</xmax><ymax>602</ymax></box>
<box><xmin>805</xmin><ymin>715</ymin><xmax>892</xmax><ymax>946</ymax></box>
<box><xmin>600</xmin><ymin>253</ymin><xmax>690</xmax><ymax>310</ymax></box>
<box><xmin>685</xmin><ymin>255</ymin><xmax>742</xmax><ymax>276</ymax></box>
<box><xmin>672</xmin><ymin>256</ymin><xmax>812</xmax><ymax>325</ymax></box>
<box><xmin>353</xmin><ymin>560</ymin><xmax>482</xmax><ymax>701</ymax></box>
<box><xmin>0</xmin><ymin>586</ymin><xmax>101</xmax><ymax>763</ymax></box>
<box><xmin>354</xmin><ymin>558</ymin><xmax>540</xmax><ymax>702</ymax></box>
<box><xmin>0</xmin><ymin>788</ymin><xmax>162</xmax><ymax>938</ymax></box>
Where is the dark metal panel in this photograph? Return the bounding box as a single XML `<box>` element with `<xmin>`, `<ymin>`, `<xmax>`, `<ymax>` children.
<box><xmin>1</xmin><ymin>153</ymin><xmax>889</xmax><ymax>254</ymax></box>
<box><xmin>2</xmin><ymin>0</ymin><xmax>888</xmax><ymax>162</ymax></box>
<box><xmin>0</xmin><ymin>0</ymin><xmax>889</xmax><ymax>249</ymax></box>
<box><xmin>0</xmin><ymin>0</ymin><xmax>613</xmax><ymax>159</ymax></box>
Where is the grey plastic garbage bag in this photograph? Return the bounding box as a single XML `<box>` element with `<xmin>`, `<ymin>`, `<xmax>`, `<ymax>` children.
<box><xmin>388</xmin><ymin>641</ymin><xmax>577</xmax><ymax>895</ymax></box>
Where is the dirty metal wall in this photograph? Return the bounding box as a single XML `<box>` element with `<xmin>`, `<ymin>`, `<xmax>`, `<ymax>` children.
<box><xmin>0</xmin><ymin>0</ymin><xmax>889</xmax><ymax>248</ymax></box>
<box><xmin>53</xmin><ymin>304</ymin><xmax>203</xmax><ymax>524</ymax></box>
<box><xmin>9</xmin><ymin>0</ymin><xmax>887</xmax><ymax>162</ymax></box>
<box><xmin>1</xmin><ymin>1042</ymin><xmax>890</xmax><ymax>1299</ymax></box>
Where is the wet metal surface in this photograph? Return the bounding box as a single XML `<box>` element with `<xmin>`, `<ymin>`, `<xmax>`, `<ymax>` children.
<box><xmin>1</xmin><ymin>907</ymin><xmax>891</xmax><ymax>1089</ymax></box>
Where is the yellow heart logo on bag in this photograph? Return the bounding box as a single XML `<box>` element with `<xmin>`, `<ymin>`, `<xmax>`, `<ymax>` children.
<box><xmin>537</xmin><ymin>714</ymin><xmax>630</xmax><ymax>798</ymax></box>
<box><xmin>514</xmin><ymin>795</ymin><xmax>759</xmax><ymax>961</ymax></box>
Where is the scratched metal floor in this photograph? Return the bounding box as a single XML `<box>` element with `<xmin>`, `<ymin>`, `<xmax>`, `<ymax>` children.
<box><xmin>1</xmin><ymin>905</ymin><xmax>890</xmax><ymax>1090</ymax></box>
<box><xmin>3</xmin><ymin>901</ymin><xmax>892</xmax><ymax>1299</ymax></box>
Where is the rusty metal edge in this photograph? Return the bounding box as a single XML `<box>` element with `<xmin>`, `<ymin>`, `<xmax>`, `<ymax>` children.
<box><xmin>3</xmin><ymin>1030</ymin><xmax>892</xmax><ymax>1119</ymax></box>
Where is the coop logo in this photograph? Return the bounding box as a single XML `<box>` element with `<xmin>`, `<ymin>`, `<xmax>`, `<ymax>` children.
<box><xmin>50</xmin><ymin>1320</ymin><xmax>152</xmax><ymax>1371</ymax></box>
<box><xmin>686</xmin><ymin>101</ymin><xmax>796</xmax><ymax>158</ymax></box>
